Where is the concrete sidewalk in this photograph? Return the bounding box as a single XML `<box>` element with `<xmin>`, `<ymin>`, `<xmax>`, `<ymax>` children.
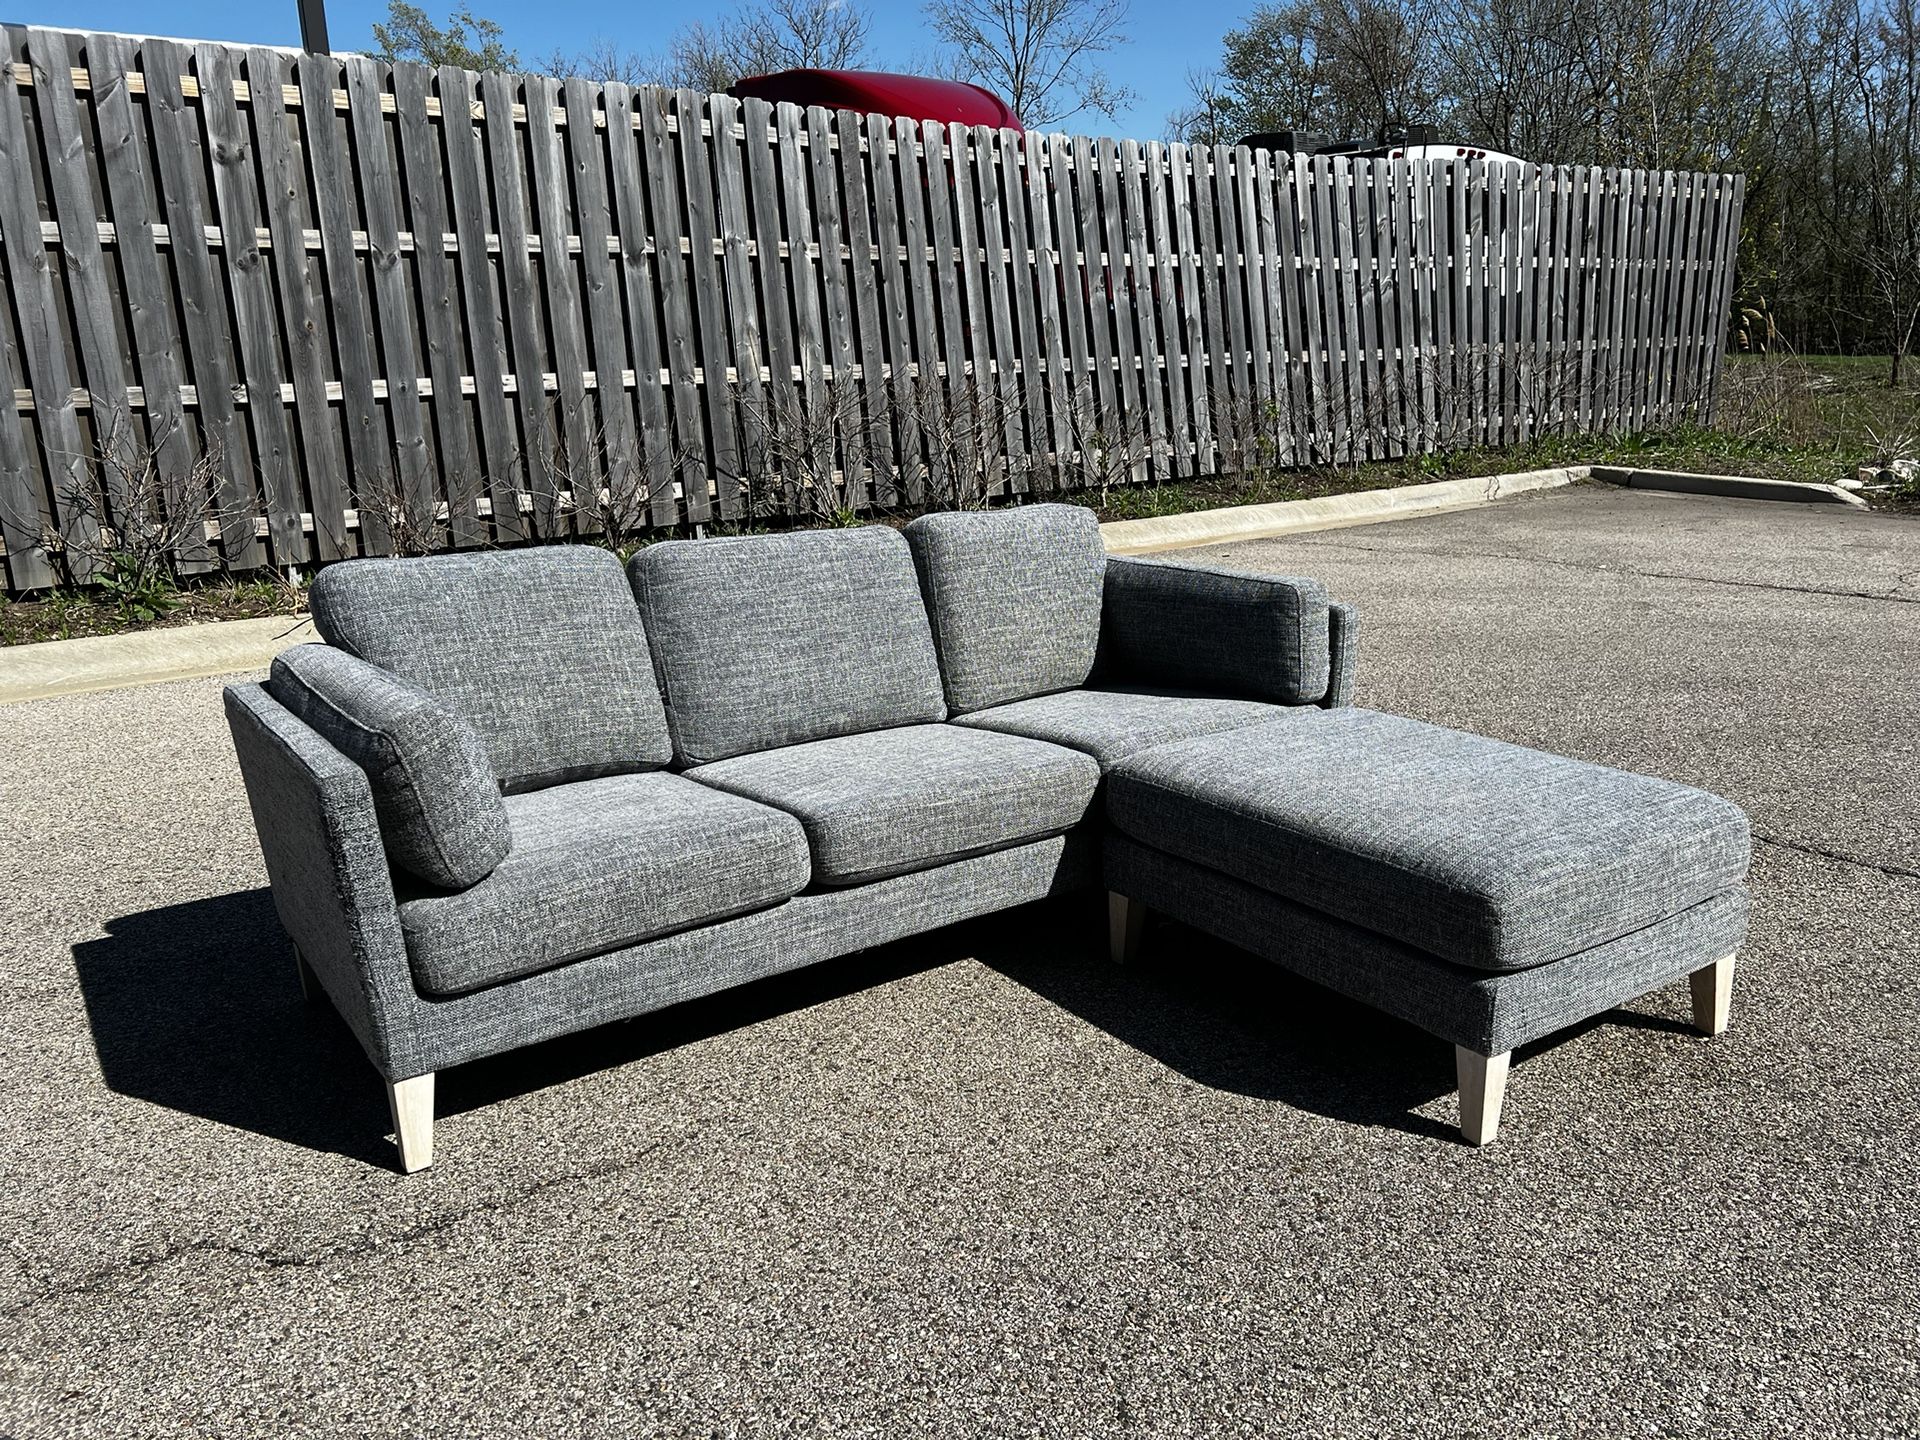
<box><xmin>2</xmin><ymin>485</ymin><xmax>1915</xmax><ymax>1438</ymax></box>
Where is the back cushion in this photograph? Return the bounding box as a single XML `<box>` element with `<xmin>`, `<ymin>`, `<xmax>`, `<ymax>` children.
<box><xmin>904</xmin><ymin>504</ymin><xmax>1107</xmax><ymax>715</ymax></box>
<box><xmin>271</xmin><ymin>644</ymin><xmax>510</xmax><ymax>889</ymax></box>
<box><xmin>309</xmin><ymin>547</ymin><xmax>672</xmax><ymax>791</ymax></box>
<box><xmin>629</xmin><ymin>526</ymin><xmax>946</xmax><ymax>765</ymax></box>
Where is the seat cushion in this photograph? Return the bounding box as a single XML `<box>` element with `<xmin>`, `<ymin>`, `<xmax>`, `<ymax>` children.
<box><xmin>1099</xmin><ymin>556</ymin><xmax>1332</xmax><ymax>704</ymax></box>
<box><xmin>1107</xmin><ymin>708</ymin><xmax>1752</xmax><ymax>973</ymax></box>
<box><xmin>904</xmin><ymin>504</ymin><xmax>1106</xmax><ymax>714</ymax></box>
<box><xmin>954</xmin><ymin>685</ymin><xmax>1308</xmax><ymax>770</ymax></box>
<box><xmin>630</xmin><ymin>527</ymin><xmax>947</xmax><ymax>765</ymax></box>
<box><xmin>310</xmin><ymin>546</ymin><xmax>672</xmax><ymax>792</ymax></box>
<box><xmin>688</xmin><ymin>724</ymin><xmax>1101</xmax><ymax>886</ymax></box>
<box><xmin>398</xmin><ymin>772</ymin><xmax>811</xmax><ymax>995</ymax></box>
<box><xmin>270</xmin><ymin>644</ymin><xmax>510</xmax><ymax>888</ymax></box>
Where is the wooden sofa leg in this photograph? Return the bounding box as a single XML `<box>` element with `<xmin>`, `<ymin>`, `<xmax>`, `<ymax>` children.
<box><xmin>293</xmin><ymin>946</ymin><xmax>321</xmax><ymax>1004</ymax></box>
<box><xmin>1690</xmin><ymin>952</ymin><xmax>1737</xmax><ymax>1036</ymax></box>
<box><xmin>387</xmin><ymin>1073</ymin><xmax>436</xmax><ymax>1174</ymax></box>
<box><xmin>1108</xmin><ymin>892</ymin><xmax>1148</xmax><ymax>965</ymax></box>
<box><xmin>1456</xmin><ymin>1046</ymin><xmax>1511</xmax><ymax>1147</ymax></box>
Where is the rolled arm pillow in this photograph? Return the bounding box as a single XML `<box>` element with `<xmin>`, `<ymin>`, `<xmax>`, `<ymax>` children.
<box><xmin>269</xmin><ymin>644</ymin><xmax>511</xmax><ymax>889</ymax></box>
<box><xmin>1099</xmin><ymin>556</ymin><xmax>1334</xmax><ymax>705</ymax></box>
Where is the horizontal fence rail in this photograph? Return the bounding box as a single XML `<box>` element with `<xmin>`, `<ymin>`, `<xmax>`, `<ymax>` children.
<box><xmin>0</xmin><ymin>25</ymin><xmax>1745</xmax><ymax>591</ymax></box>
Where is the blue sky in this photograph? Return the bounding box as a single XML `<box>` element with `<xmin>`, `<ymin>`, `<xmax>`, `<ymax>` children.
<box><xmin>2</xmin><ymin>0</ymin><xmax>1234</xmax><ymax>138</ymax></box>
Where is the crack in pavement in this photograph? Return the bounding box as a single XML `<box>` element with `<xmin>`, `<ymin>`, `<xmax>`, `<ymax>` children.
<box><xmin>0</xmin><ymin>1140</ymin><xmax>672</xmax><ymax>1325</ymax></box>
<box><xmin>1270</xmin><ymin>535</ymin><xmax>1920</xmax><ymax>604</ymax></box>
<box><xmin>1755</xmin><ymin>832</ymin><xmax>1920</xmax><ymax>882</ymax></box>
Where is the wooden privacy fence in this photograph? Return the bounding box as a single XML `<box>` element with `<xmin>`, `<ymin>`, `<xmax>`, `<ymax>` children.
<box><xmin>0</xmin><ymin>25</ymin><xmax>1746</xmax><ymax>592</ymax></box>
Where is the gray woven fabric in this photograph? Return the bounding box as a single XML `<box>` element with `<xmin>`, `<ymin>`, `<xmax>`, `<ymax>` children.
<box><xmin>904</xmin><ymin>504</ymin><xmax>1106</xmax><ymax>714</ymax></box>
<box><xmin>1323</xmin><ymin>602</ymin><xmax>1358</xmax><ymax>708</ymax></box>
<box><xmin>225</xmin><ymin>683</ymin><xmax>417</xmax><ymax>1073</ymax></box>
<box><xmin>269</xmin><ymin>644</ymin><xmax>510</xmax><ymax>889</ymax></box>
<box><xmin>1106</xmin><ymin>831</ymin><xmax>1750</xmax><ymax>1053</ymax></box>
<box><xmin>688</xmin><ymin>723</ymin><xmax>1101</xmax><ymax>885</ymax></box>
<box><xmin>226</xmin><ymin>680</ymin><xmax>1095</xmax><ymax>1079</ymax></box>
<box><xmin>630</xmin><ymin>527</ymin><xmax>947</xmax><ymax>765</ymax></box>
<box><xmin>1098</xmin><ymin>556</ymin><xmax>1332</xmax><ymax>705</ymax></box>
<box><xmin>397</xmin><ymin>773</ymin><xmax>812</xmax><ymax>996</ymax></box>
<box><xmin>1107</xmin><ymin>708</ymin><xmax>1752</xmax><ymax>973</ymax></box>
<box><xmin>954</xmin><ymin>685</ymin><xmax>1311</xmax><ymax>770</ymax></box>
<box><xmin>309</xmin><ymin>546</ymin><xmax>672</xmax><ymax>792</ymax></box>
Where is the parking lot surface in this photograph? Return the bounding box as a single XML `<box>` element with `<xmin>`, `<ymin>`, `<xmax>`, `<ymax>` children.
<box><xmin>3</xmin><ymin>484</ymin><xmax>1915</xmax><ymax>1437</ymax></box>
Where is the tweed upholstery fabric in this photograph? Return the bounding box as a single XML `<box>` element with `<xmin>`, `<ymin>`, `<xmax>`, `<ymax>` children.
<box><xmin>309</xmin><ymin>546</ymin><xmax>671</xmax><ymax>792</ymax></box>
<box><xmin>269</xmin><ymin>644</ymin><xmax>509</xmax><ymax>889</ymax></box>
<box><xmin>1323</xmin><ymin>602</ymin><xmax>1358</xmax><ymax>708</ymax></box>
<box><xmin>904</xmin><ymin>504</ymin><xmax>1107</xmax><ymax>714</ymax></box>
<box><xmin>954</xmin><ymin>685</ymin><xmax>1310</xmax><ymax>770</ymax></box>
<box><xmin>631</xmin><ymin>527</ymin><xmax>947</xmax><ymax>765</ymax></box>
<box><xmin>1108</xmin><ymin>708</ymin><xmax>1752</xmax><ymax>973</ymax></box>
<box><xmin>225</xmin><ymin>683</ymin><xmax>417</xmax><ymax>1071</ymax></box>
<box><xmin>1106</xmin><ymin>831</ymin><xmax>1750</xmax><ymax>1054</ymax></box>
<box><xmin>1098</xmin><ymin>556</ymin><xmax>1332</xmax><ymax>705</ymax></box>
<box><xmin>226</xmin><ymin>681</ymin><xmax>1095</xmax><ymax>1079</ymax></box>
<box><xmin>397</xmin><ymin>772</ymin><xmax>812</xmax><ymax>995</ymax></box>
<box><xmin>689</xmin><ymin>723</ymin><xmax>1100</xmax><ymax>885</ymax></box>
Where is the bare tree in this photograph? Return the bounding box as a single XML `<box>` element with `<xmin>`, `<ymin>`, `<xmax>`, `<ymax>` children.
<box><xmin>890</xmin><ymin>372</ymin><xmax>1018</xmax><ymax>509</ymax></box>
<box><xmin>18</xmin><ymin>409</ymin><xmax>249</xmax><ymax>609</ymax></box>
<box><xmin>1052</xmin><ymin>378</ymin><xmax>1152</xmax><ymax>501</ymax></box>
<box><xmin>336</xmin><ymin>456</ymin><xmax>490</xmax><ymax>559</ymax></box>
<box><xmin>924</xmin><ymin>0</ymin><xmax>1137</xmax><ymax>129</ymax></box>
<box><xmin>735</xmin><ymin>377</ymin><xmax>882</xmax><ymax>523</ymax></box>
<box><xmin>736</xmin><ymin>0</ymin><xmax>873</xmax><ymax>71</ymax></box>
<box><xmin>645</xmin><ymin>23</ymin><xmax>744</xmax><ymax>94</ymax></box>
<box><xmin>541</xmin><ymin>37</ymin><xmax>652</xmax><ymax>86</ymax></box>
<box><xmin>641</xmin><ymin>0</ymin><xmax>874</xmax><ymax>93</ymax></box>
<box><xmin>539</xmin><ymin>410</ymin><xmax>695</xmax><ymax>550</ymax></box>
<box><xmin>1165</xmin><ymin>67</ymin><xmax>1235</xmax><ymax>146</ymax></box>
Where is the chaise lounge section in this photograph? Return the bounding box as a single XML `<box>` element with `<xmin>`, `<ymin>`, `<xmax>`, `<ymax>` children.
<box><xmin>1102</xmin><ymin>709</ymin><xmax>1750</xmax><ymax>1142</ymax></box>
<box><xmin>225</xmin><ymin>503</ymin><xmax>1745</xmax><ymax>1170</ymax></box>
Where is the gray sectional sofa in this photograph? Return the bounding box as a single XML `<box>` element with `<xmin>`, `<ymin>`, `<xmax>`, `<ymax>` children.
<box><xmin>226</xmin><ymin>504</ymin><xmax>1746</xmax><ymax>1171</ymax></box>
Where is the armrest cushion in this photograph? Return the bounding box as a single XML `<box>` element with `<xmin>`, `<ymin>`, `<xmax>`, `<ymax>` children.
<box><xmin>270</xmin><ymin>644</ymin><xmax>510</xmax><ymax>889</ymax></box>
<box><xmin>1098</xmin><ymin>557</ymin><xmax>1333</xmax><ymax>704</ymax></box>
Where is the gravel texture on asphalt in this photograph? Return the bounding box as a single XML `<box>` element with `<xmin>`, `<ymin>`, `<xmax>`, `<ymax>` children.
<box><xmin>2</xmin><ymin>484</ymin><xmax>1915</xmax><ymax>1438</ymax></box>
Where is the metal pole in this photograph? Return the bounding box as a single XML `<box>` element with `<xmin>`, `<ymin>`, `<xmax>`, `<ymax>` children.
<box><xmin>297</xmin><ymin>0</ymin><xmax>331</xmax><ymax>53</ymax></box>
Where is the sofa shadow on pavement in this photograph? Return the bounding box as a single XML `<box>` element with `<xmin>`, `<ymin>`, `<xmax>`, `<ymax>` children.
<box><xmin>986</xmin><ymin>900</ymin><xmax>1700</xmax><ymax>1143</ymax></box>
<box><xmin>70</xmin><ymin>886</ymin><xmax>977</xmax><ymax>1165</ymax></box>
<box><xmin>71</xmin><ymin>889</ymin><xmax>1700</xmax><ymax>1166</ymax></box>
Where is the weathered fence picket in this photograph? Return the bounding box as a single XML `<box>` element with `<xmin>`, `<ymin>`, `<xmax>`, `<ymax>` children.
<box><xmin>0</xmin><ymin>26</ymin><xmax>1745</xmax><ymax>591</ymax></box>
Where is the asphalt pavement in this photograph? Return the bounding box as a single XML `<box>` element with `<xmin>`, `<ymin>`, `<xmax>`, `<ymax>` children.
<box><xmin>2</xmin><ymin>483</ymin><xmax>1915</xmax><ymax>1438</ymax></box>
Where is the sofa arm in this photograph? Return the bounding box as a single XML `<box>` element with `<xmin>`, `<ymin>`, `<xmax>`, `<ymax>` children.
<box><xmin>1323</xmin><ymin>601</ymin><xmax>1358</xmax><ymax>708</ymax></box>
<box><xmin>1098</xmin><ymin>556</ymin><xmax>1339</xmax><ymax>705</ymax></box>
<box><xmin>224</xmin><ymin>682</ymin><xmax>420</xmax><ymax>1077</ymax></box>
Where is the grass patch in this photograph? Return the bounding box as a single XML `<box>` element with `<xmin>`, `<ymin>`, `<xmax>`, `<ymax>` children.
<box><xmin>0</xmin><ymin>575</ymin><xmax>305</xmax><ymax>648</ymax></box>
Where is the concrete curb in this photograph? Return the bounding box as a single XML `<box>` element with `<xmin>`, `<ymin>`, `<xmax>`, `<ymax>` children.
<box><xmin>1586</xmin><ymin>465</ymin><xmax>1870</xmax><ymax>509</ymax></box>
<box><xmin>0</xmin><ymin>614</ymin><xmax>315</xmax><ymax>704</ymax></box>
<box><xmin>1099</xmin><ymin>466</ymin><xmax>1587</xmax><ymax>555</ymax></box>
<box><xmin>0</xmin><ymin>461</ymin><xmax>1873</xmax><ymax>703</ymax></box>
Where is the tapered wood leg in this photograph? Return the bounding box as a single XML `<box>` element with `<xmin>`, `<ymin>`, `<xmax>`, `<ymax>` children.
<box><xmin>387</xmin><ymin>1072</ymin><xmax>435</xmax><ymax>1174</ymax></box>
<box><xmin>1690</xmin><ymin>952</ymin><xmax>1737</xmax><ymax>1036</ymax></box>
<box><xmin>1108</xmin><ymin>891</ymin><xmax>1148</xmax><ymax>965</ymax></box>
<box><xmin>1456</xmin><ymin>1046</ymin><xmax>1511</xmax><ymax>1147</ymax></box>
<box><xmin>293</xmin><ymin>946</ymin><xmax>320</xmax><ymax>1004</ymax></box>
